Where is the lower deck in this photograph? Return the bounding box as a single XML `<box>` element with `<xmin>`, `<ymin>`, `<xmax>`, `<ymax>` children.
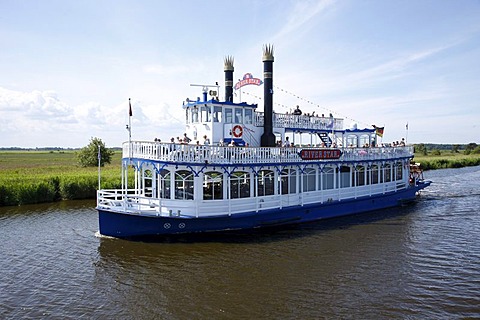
<box><xmin>97</xmin><ymin>157</ymin><xmax>414</xmax><ymax>218</ymax></box>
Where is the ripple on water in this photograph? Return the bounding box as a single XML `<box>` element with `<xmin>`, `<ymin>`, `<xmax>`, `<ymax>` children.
<box><xmin>0</xmin><ymin>169</ymin><xmax>480</xmax><ymax>318</ymax></box>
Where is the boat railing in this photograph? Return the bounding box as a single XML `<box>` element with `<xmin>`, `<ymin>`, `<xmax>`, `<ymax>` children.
<box><xmin>255</xmin><ymin>112</ymin><xmax>344</xmax><ymax>131</ymax></box>
<box><xmin>123</xmin><ymin>141</ymin><xmax>413</xmax><ymax>164</ymax></box>
<box><xmin>97</xmin><ymin>180</ymin><xmax>409</xmax><ymax>218</ymax></box>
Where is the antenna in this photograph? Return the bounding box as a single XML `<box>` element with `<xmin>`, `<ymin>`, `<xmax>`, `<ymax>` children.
<box><xmin>190</xmin><ymin>83</ymin><xmax>220</xmax><ymax>96</ymax></box>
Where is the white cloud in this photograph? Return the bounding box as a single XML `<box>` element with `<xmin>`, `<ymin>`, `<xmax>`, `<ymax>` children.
<box><xmin>0</xmin><ymin>87</ymin><xmax>184</xmax><ymax>148</ymax></box>
<box><xmin>0</xmin><ymin>87</ymin><xmax>74</xmax><ymax>121</ymax></box>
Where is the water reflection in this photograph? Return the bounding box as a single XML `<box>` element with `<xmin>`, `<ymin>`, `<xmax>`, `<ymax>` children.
<box><xmin>94</xmin><ymin>206</ymin><xmax>418</xmax><ymax>319</ymax></box>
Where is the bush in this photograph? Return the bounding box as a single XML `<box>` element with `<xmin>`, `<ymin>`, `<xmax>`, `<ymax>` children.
<box><xmin>77</xmin><ymin>137</ymin><xmax>115</xmax><ymax>167</ymax></box>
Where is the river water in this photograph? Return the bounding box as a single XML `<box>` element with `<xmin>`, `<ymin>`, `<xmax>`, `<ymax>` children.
<box><xmin>1</xmin><ymin>166</ymin><xmax>479</xmax><ymax>319</ymax></box>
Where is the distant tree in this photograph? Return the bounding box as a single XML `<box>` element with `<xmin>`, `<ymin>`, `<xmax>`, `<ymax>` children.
<box><xmin>464</xmin><ymin>143</ymin><xmax>478</xmax><ymax>155</ymax></box>
<box><xmin>473</xmin><ymin>146</ymin><xmax>480</xmax><ymax>155</ymax></box>
<box><xmin>431</xmin><ymin>149</ymin><xmax>441</xmax><ymax>156</ymax></box>
<box><xmin>415</xmin><ymin>143</ymin><xmax>428</xmax><ymax>156</ymax></box>
<box><xmin>452</xmin><ymin>144</ymin><xmax>460</xmax><ymax>153</ymax></box>
<box><xmin>77</xmin><ymin>137</ymin><xmax>115</xmax><ymax>167</ymax></box>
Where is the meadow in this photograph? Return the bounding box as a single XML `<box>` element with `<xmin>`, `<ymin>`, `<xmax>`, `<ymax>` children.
<box><xmin>413</xmin><ymin>151</ymin><xmax>480</xmax><ymax>170</ymax></box>
<box><xmin>1</xmin><ymin>149</ymin><xmax>479</xmax><ymax>207</ymax></box>
<box><xmin>0</xmin><ymin>151</ymin><xmax>126</xmax><ymax>206</ymax></box>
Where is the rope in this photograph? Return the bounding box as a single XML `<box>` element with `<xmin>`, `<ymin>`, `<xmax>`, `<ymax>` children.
<box><xmin>240</xmin><ymin>85</ymin><xmax>372</xmax><ymax>128</ymax></box>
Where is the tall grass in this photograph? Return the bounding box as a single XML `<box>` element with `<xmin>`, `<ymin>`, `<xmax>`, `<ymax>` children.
<box><xmin>413</xmin><ymin>152</ymin><xmax>480</xmax><ymax>170</ymax></box>
<box><xmin>0</xmin><ymin>151</ymin><xmax>131</xmax><ymax>206</ymax></box>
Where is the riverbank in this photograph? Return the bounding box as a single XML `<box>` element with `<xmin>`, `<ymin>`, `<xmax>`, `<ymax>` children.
<box><xmin>1</xmin><ymin>150</ymin><xmax>479</xmax><ymax>207</ymax></box>
<box><xmin>413</xmin><ymin>152</ymin><xmax>480</xmax><ymax>170</ymax></box>
<box><xmin>0</xmin><ymin>151</ymin><xmax>129</xmax><ymax>206</ymax></box>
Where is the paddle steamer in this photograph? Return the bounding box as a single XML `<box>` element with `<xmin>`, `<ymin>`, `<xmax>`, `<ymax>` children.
<box><xmin>97</xmin><ymin>45</ymin><xmax>430</xmax><ymax>238</ymax></box>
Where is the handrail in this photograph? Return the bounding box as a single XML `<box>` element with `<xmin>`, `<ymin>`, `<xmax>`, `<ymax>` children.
<box><xmin>255</xmin><ymin>112</ymin><xmax>344</xmax><ymax>131</ymax></box>
<box><xmin>122</xmin><ymin>141</ymin><xmax>413</xmax><ymax>165</ymax></box>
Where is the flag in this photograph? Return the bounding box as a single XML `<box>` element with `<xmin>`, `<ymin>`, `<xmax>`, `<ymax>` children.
<box><xmin>129</xmin><ymin>98</ymin><xmax>132</xmax><ymax>117</ymax></box>
<box><xmin>373</xmin><ymin>125</ymin><xmax>384</xmax><ymax>137</ymax></box>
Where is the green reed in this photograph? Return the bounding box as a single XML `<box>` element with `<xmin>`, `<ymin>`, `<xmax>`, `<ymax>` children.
<box><xmin>413</xmin><ymin>152</ymin><xmax>480</xmax><ymax>170</ymax></box>
<box><xmin>0</xmin><ymin>151</ymin><xmax>131</xmax><ymax>206</ymax></box>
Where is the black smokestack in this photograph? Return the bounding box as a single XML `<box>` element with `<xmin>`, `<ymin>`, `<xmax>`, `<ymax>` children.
<box><xmin>261</xmin><ymin>44</ymin><xmax>276</xmax><ymax>147</ymax></box>
<box><xmin>224</xmin><ymin>56</ymin><xmax>234</xmax><ymax>102</ymax></box>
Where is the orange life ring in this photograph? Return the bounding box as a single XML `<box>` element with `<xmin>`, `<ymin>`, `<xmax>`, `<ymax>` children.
<box><xmin>232</xmin><ymin>125</ymin><xmax>243</xmax><ymax>138</ymax></box>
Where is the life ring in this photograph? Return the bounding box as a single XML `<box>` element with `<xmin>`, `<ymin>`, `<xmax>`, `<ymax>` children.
<box><xmin>232</xmin><ymin>125</ymin><xmax>243</xmax><ymax>138</ymax></box>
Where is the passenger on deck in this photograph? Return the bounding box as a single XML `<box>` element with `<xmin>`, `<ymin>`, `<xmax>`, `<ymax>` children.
<box><xmin>293</xmin><ymin>105</ymin><xmax>302</xmax><ymax>115</ymax></box>
<box><xmin>203</xmin><ymin>135</ymin><xmax>210</xmax><ymax>146</ymax></box>
<box><xmin>283</xmin><ymin>136</ymin><xmax>290</xmax><ymax>147</ymax></box>
<box><xmin>183</xmin><ymin>133</ymin><xmax>192</xmax><ymax>144</ymax></box>
<box><xmin>169</xmin><ymin>138</ymin><xmax>176</xmax><ymax>152</ymax></box>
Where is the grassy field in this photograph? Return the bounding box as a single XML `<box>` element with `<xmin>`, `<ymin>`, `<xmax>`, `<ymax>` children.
<box><xmin>412</xmin><ymin>151</ymin><xmax>480</xmax><ymax>170</ymax></box>
<box><xmin>1</xmin><ymin>149</ymin><xmax>479</xmax><ymax>207</ymax></box>
<box><xmin>0</xmin><ymin>150</ymin><xmax>126</xmax><ymax>206</ymax></box>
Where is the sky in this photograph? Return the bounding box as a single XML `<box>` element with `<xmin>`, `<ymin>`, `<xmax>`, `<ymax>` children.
<box><xmin>1</xmin><ymin>0</ymin><xmax>479</xmax><ymax>148</ymax></box>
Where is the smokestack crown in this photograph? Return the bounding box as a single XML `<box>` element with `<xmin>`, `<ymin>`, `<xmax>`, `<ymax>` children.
<box><xmin>262</xmin><ymin>44</ymin><xmax>274</xmax><ymax>62</ymax></box>
<box><xmin>224</xmin><ymin>56</ymin><xmax>234</xmax><ymax>71</ymax></box>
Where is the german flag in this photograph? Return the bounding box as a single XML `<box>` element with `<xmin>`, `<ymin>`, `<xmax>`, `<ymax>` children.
<box><xmin>373</xmin><ymin>125</ymin><xmax>384</xmax><ymax>137</ymax></box>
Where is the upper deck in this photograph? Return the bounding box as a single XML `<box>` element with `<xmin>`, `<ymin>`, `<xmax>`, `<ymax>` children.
<box><xmin>256</xmin><ymin>112</ymin><xmax>344</xmax><ymax>132</ymax></box>
<box><xmin>183</xmin><ymin>99</ymin><xmax>344</xmax><ymax>133</ymax></box>
<box><xmin>123</xmin><ymin>141</ymin><xmax>413</xmax><ymax>165</ymax></box>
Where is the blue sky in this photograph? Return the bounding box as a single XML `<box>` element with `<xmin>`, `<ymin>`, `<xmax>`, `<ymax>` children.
<box><xmin>1</xmin><ymin>0</ymin><xmax>479</xmax><ymax>148</ymax></box>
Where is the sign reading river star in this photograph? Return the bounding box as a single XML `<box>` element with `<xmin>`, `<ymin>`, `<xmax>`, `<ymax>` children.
<box><xmin>300</xmin><ymin>149</ymin><xmax>343</xmax><ymax>160</ymax></box>
<box><xmin>234</xmin><ymin>73</ymin><xmax>263</xmax><ymax>89</ymax></box>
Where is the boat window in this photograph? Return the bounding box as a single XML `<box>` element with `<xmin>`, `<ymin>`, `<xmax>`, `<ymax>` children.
<box><xmin>175</xmin><ymin>170</ymin><xmax>194</xmax><ymax>200</ymax></box>
<box><xmin>234</xmin><ymin>108</ymin><xmax>243</xmax><ymax>123</ymax></box>
<box><xmin>143</xmin><ymin>169</ymin><xmax>153</xmax><ymax>197</ymax></box>
<box><xmin>244</xmin><ymin>109</ymin><xmax>253</xmax><ymax>124</ymax></box>
<box><xmin>384</xmin><ymin>164</ymin><xmax>392</xmax><ymax>182</ymax></box>
<box><xmin>213</xmin><ymin>106</ymin><xmax>222</xmax><ymax>122</ymax></box>
<box><xmin>203</xmin><ymin>171</ymin><xmax>223</xmax><ymax>200</ymax></box>
<box><xmin>280</xmin><ymin>168</ymin><xmax>296</xmax><ymax>195</ymax></box>
<box><xmin>322</xmin><ymin>167</ymin><xmax>335</xmax><ymax>190</ymax></box>
<box><xmin>225</xmin><ymin>108</ymin><xmax>233</xmax><ymax>123</ymax></box>
<box><xmin>303</xmin><ymin>168</ymin><xmax>316</xmax><ymax>192</ymax></box>
<box><xmin>158</xmin><ymin>169</ymin><xmax>171</xmax><ymax>199</ymax></box>
<box><xmin>201</xmin><ymin>105</ymin><xmax>211</xmax><ymax>123</ymax></box>
<box><xmin>230</xmin><ymin>171</ymin><xmax>250</xmax><ymax>199</ymax></box>
<box><xmin>371</xmin><ymin>164</ymin><xmax>379</xmax><ymax>184</ymax></box>
<box><xmin>396</xmin><ymin>162</ymin><xmax>403</xmax><ymax>181</ymax></box>
<box><xmin>355</xmin><ymin>165</ymin><xmax>366</xmax><ymax>186</ymax></box>
<box><xmin>339</xmin><ymin>166</ymin><xmax>351</xmax><ymax>188</ymax></box>
<box><xmin>256</xmin><ymin>169</ymin><xmax>275</xmax><ymax>196</ymax></box>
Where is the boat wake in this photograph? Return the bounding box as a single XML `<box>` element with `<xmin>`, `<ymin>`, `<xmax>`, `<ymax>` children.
<box><xmin>95</xmin><ymin>231</ymin><xmax>117</xmax><ymax>240</ymax></box>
